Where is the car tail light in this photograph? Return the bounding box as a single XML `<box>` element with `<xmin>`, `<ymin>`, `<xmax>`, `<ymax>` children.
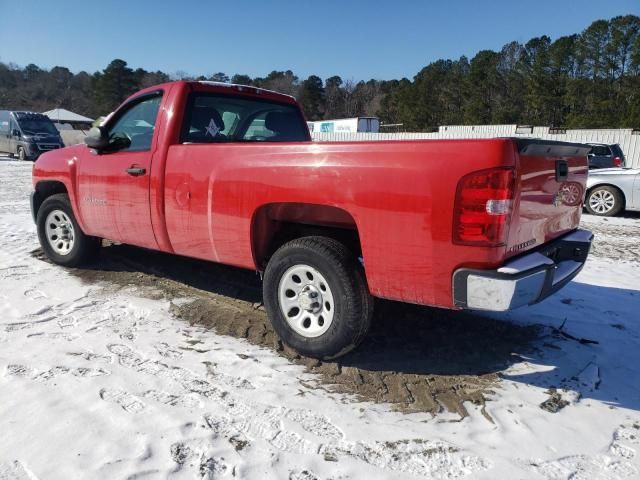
<box><xmin>613</xmin><ymin>156</ymin><xmax>623</xmax><ymax>167</ymax></box>
<box><xmin>453</xmin><ymin>167</ymin><xmax>515</xmax><ymax>246</ymax></box>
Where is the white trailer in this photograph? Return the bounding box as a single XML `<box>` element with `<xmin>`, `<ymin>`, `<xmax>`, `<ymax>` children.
<box><xmin>307</xmin><ymin>117</ymin><xmax>380</xmax><ymax>134</ymax></box>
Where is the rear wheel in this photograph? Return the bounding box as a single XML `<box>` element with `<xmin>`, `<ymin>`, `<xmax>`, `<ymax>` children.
<box><xmin>585</xmin><ymin>186</ymin><xmax>624</xmax><ymax>216</ymax></box>
<box><xmin>263</xmin><ymin>236</ymin><xmax>373</xmax><ymax>359</ymax></box>
<box><xmin>17</xmin><ymin>146</ymin><xmax>26</xmax><ymax>161</ymax></box>
<box><xmin>36</xmin><ymin>194</ymin><xmax>101</xmax><ymax>266</ymax></box>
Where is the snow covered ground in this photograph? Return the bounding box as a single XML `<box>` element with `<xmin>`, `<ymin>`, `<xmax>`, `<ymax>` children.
<box><xmin>1</xmin><ymin>157</ymin><xmax>639</xmax><ymax>480</ymax></box>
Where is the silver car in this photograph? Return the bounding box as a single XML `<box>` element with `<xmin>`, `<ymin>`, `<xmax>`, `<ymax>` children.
<box><xmin>586</xmin><ymin>168</ymin><xmax>640</xmax><ymax>216</ymax></box>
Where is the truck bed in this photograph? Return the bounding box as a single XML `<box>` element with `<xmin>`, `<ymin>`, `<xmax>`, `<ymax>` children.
<box><xmin>162</xmin><ymin>137</ymin><xmax>589</xmax><ymax>308</ymax></box>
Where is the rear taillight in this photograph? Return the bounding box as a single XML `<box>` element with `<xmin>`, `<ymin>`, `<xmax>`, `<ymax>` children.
<box><xmin>613</xmin><ymin>156</ymin><xmax>623</xmax><ymax>168</ymax></box>
<box><xmin>453</xmin><ymin>167</ymin><xmax>514</xmax><ymax>246</ymax></box>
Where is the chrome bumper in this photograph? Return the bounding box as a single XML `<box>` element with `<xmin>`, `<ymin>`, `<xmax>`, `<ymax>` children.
<box><xmin>452</xmin><ymin>229</ymin><xmax>593</xmax><ymax>311</ymax></box>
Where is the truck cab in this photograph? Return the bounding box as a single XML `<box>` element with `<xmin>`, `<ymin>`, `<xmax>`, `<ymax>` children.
<box><xmin>0</xmin><ymin>111</ymin><xmax>64</xmax><ymax>161</ymax></box>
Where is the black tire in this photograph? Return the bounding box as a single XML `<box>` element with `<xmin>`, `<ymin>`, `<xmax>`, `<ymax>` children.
<box><xmin>17</xmin><ymin>146</ymin><xmax>26</xmax><ymax>161</ymax></box>
<box><xmin>585</xmin><ymin>186</ymin><xmax>624</xmax><ymax>217</ymax></box>
<box><xmin>36</xmin><ymin>193</ymin><xmax>101</xmax><ymax>267</ymax></box>
<box><xmin>263</xmin><ymin>236</ymin><xmax>373</xmax><ymax>360</ymax></box>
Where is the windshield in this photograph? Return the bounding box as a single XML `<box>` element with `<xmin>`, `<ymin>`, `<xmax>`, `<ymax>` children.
<box><xmin>16</xmin><ymin>116</ymin><xmax>59</xmax><ymax>136</ymax></box>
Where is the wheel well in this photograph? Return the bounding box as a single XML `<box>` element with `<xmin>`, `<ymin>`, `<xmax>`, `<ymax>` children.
<box><xmin>587</xmin><ymin>183</ymin><xmax>626</xmax><ymax>207</ymax></box>
<box><xmin>251</xmin><ymin>203</ymin><xmax>362</xmax><ymax>269</ymax></box>
<box><xmin>33</xmin><ymin>181</ymin><xmax>68</xmax><ymax>218</ymax></box>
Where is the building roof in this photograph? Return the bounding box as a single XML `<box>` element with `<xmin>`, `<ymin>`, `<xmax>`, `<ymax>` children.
<box><xmin>42</xmin><ymin>108</ymin><xmax>94</xmax><ymax>123</ymax></box>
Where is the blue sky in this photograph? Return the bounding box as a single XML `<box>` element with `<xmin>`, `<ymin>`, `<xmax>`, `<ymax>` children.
<box><xmin>1</xmin><ymin>0</ymin><xmax>638</xmax><ymax>81</ymax></box>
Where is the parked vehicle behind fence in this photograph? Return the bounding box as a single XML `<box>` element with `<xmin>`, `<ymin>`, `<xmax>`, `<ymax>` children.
<box><xmin>587</xmin><ymin>143</ymin><xmax>626</xmax><ymax>169</ymax></box>
<box><xmin>0</xmin><ymin>111</ymin><xmax>64</xmax><ymax>161</ymax></box>
<box><xmin>30</xmin><ymin>81</ymin><xmax>594</xmax><ymax>359</ymax></box>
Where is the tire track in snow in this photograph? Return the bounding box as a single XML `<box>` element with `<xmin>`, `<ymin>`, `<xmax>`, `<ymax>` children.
<box><xmin>5</xmin><ymin>364</ymin><xmax>110</xmax><ymax>383</ymax></box>
<box><xmin>531</xmin><ymin>423</ymin><xmax>640</xmax><ymax>479</ymax></box>
<box><xmin>0</xmin><ymin>460</ymin><xmax>39</xmax><ymax>480</ymax></box>
<box><xmin>99</xmin><ymin>388</ymin><xmax>146</xmax><ymax>413</ymax></box>
<box><xmin>581</xmin><ymin>215</ymin><xmax>640</xmax><ymax>264</ymax></box>
<box><xmin>104</xmin><ymin>340</ymin><xmax>490</xmax><ymax>477</ymax></box>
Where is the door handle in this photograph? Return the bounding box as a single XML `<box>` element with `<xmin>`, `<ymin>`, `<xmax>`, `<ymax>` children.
<box><xmin>126</xmin><ymin>166</ymin><xmax>146</xmax><ymax>176</ymax></box>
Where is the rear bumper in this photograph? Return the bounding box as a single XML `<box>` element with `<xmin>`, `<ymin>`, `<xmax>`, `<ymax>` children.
<box><xmin>453</xmin><ymin>229</ymin><xmax>593</xmax><ymax>311</ymax></box>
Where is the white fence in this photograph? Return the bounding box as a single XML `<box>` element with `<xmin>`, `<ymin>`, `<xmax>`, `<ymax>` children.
<box><xmin>312</xmin><ymin>125</ymin><xmax>640</xmax><ymax>169</ymax></box>
<box><xmin>58</xmin><ymin>124</ymin><xmax>640</xmax><ymax>169</ymax></box>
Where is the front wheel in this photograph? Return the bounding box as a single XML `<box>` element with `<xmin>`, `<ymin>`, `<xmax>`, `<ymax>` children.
<box><xmin>36</xmin><ymin>193</ymin><xmax>101</xmax><ymax>267</ymax></box>
<box><xmin>585</xmin><ymin>186</ymin><xmax>624</xmax><ymax>216</ymax></box>
<box><xmin>17</xmin><ymin>146</ymin><xmax>26</xmax><ymax>161</ymax></box>
<box><xmin>263</xmin><ymin>236</ymin><xmax>373</xmax><ymax>360</ymax></box>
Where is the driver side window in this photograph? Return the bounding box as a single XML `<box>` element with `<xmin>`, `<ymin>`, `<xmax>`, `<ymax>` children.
<box><xmin>107</xmin><ymin>94</ymin><xmax>162</xmax><ymax>152</ymax></box>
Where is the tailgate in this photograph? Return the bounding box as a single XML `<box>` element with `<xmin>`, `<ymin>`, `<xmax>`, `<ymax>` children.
<box><xmin>506</xmin><ymin>139</ymin><xmax>590</xmax><ymax>259</ymax></box>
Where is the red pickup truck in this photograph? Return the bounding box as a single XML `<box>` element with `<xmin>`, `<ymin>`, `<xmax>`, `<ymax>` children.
<box><xmin>31</xmin><ymin>81</ymin><xmax>593</xmax><ymax>359</ymax></box>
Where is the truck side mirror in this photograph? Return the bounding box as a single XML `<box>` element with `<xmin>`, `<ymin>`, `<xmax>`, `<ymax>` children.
<box><xmin>84</xmin><ymin>126</ymin><xmax>110</xmax><ymax>150</ymax></box>
<box><xmin>12</xmin><ymin>129</ymin><xmax>20</xmax><ymax>137</ymax></box>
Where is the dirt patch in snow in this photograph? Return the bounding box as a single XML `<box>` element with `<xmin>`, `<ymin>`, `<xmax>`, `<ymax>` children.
<box><xmin>539</xmin><ymin>388</ymin><xmax>570</xmax><ymax>413</ymax></box>
<box><xmin>41</xmin><ymin>242</ymin><xmax>539</xmax><ymax>417</ymax></box>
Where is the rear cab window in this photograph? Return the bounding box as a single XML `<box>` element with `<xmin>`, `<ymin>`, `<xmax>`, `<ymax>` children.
<box><xmin>181</xmin><ymin>93</ymin><xmax>310</xmax><ymax>143</ymax></box>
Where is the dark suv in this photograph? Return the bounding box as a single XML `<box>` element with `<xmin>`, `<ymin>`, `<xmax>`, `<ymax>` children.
<box><xmin>587</xmin><ymin>143</ymin><xmax>626</xmax><ymax>169</ymax></box>
<box><xmin>0</xmin><ymin>111</ymin><xmax>64</xmax><ymax>161</ymax></box>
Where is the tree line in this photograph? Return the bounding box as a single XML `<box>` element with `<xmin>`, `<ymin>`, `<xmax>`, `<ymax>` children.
<box><xmin>0</xmin><ymin>15</ymin><xmax>638</xmax><ymax>129</ymax></box>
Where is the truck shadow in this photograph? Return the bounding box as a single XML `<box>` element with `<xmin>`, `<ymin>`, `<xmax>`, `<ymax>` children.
<box><xmin>34</xmin><ymin>242</ymin><xmax>640</xmax><ymax>417</ymax></box>
<box><xmin>492</xmin><ymin>280</ymin><xmax>640</xmax><ymax>414</ymax></box>
<box><xmin>52</xmin><ymin>242</ymin><xmax>536</xmax><ymax>376</ymax></box>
